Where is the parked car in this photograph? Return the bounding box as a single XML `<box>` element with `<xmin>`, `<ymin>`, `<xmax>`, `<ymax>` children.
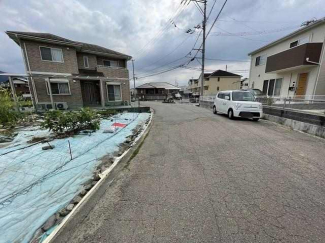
<box><xmin>213</xmin><ymin>90</ymin><xmax>263</xmax><ymax>121</ymax></box>
<box><xmin>247</xmin><ymin>89</ymin><xmax>264</xmax><ymax>97</ymax></box>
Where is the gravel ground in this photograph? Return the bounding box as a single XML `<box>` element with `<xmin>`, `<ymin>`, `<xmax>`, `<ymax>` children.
<box><xmin>53</xmin><ymin>101</ymin><xmax>325</xmax><ymax>243</ymax></box>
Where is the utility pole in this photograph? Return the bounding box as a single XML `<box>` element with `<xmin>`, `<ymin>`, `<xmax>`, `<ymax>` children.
<box><xmin>132</xmin><ymin>59</ymin><xmax>139</xmax><ymax>107</ymax></box>
<box><xmin>191</xmin><ymin>0</ymin><xmax>207</xmax><ymax>97</ymax></box>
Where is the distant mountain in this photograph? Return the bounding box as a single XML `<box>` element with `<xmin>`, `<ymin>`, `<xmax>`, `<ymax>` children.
<box><xmin>0</xmin><ymin>71</ymin><xmax>9</xmax><ymax>83</ymax></box>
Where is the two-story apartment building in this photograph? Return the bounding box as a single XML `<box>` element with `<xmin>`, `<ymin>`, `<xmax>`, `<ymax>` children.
<box><xmin>188</xmin><ymin>70</ymin><xmax>241</xmax><ymax>96</ymax></box>
<box><xmin>248</xmin><ymin>18</ymin><xmax>325</xmax><ymax>98</ymax></box>
<box><xmin>6</xmin><ymin>31</ymin><xmax>132</xmax><ymax>110</ymax></box>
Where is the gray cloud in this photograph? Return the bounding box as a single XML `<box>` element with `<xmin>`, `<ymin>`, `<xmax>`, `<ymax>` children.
<box><xmin>0</xmin><ymin>0</ymin><xmax>324</xmax><ymax>87</ymax></box>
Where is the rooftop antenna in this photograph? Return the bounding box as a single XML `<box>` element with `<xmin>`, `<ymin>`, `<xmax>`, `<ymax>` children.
<box><xmin>301</xmin><ymin>18</ymin><xmax>318</xmax><ymax>27</ymax></box>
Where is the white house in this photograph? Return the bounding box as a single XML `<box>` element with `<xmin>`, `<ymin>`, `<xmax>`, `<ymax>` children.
<box><xmin>248</xmin><ymin>18</ymin><xmax>325</xmax><ymax>98</ymax></box>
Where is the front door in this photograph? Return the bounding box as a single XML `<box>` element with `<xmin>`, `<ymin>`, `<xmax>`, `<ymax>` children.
<box><xmin>81</xmin><ymin>81</ymin><xmax>101</xmax><ymax>106</ymax></box>
<box><xmin>296</xmin><ymin>73</ymin><xmax>308</xmax><ymax>96</ymax></box>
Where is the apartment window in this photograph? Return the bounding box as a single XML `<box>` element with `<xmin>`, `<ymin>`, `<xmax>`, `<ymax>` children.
<box><xmin>217</xmin><ymin>77</ymin><xmax>220</xmax><ymax>81</ymax></box>
<box><xmin>290</xmin><ymin>36</ymin><xmax>310</xmax><ymax>48</ymax></box>
<box><xmin>262</xmin><ymin>80</ymin><xmax>268</xmax><ymax>94</ymax></box>
<box><xmin>46</xmin><ymin>81</ymin><xmax>70</xmax><ymax>95</ymax></box>
<box><xmin>83</xmin><ymin>56</ymin><xmax>89</xmax><ymax>68</ymax></box>
<box><xmin>217</xmin><ymin>86</ymin><xmax>219</xmax><ymax>91</ymax></box>
<box><xmin>255</xmin><ymin>55</ymin><xmax>266</xmax><ymax>66</ymax></box>
<box><xmin>263</xmin><ymin>78</ymin><xmax>282</xmax><ymax>97</ymax></box>
<box><xmin>40</xmin><ymin>47</ymin><xmax>63</xmax><ymax>62</ymax></box>
<box><xmin>290</xmin><ymin>41</ymin><xmax>299</xmax><ymax>48</ymax></box>
<box><xmin>204</xmin><ymin>86</ymin><xmax>208</xmax><ymax>90</ymax></box>
<box><xmin>274</xmin><ymin>78</ymin><xmax>282</xmax><ymax>96</ymax></box>
<box><xmin>103</xmin><ymin>60</ymin><xmax>119</xmax><ymax>67</ymax></box>
<box><xmin>268</xmin><ymin>79</ymin><xmax>275</xmax><ymax>96</ymax></box>
<box><xmin>107</xmin><ymin>84</ymin><xmax>121</xmax><ymax>101</ymax></box>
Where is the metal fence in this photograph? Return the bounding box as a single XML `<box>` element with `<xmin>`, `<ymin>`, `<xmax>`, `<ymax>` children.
<box><xmin>199</xmin><ymin>95</ymin><xmax>325</xmax><ymax>115</ymax></box>
<box><xmin>256</xmin><ymin>96</ymin><xmax>325</xmax><ymax>115</ymax></box>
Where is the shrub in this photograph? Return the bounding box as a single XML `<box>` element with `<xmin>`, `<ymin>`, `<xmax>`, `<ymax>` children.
<box><xmin>0</xmin><ymin>88</ymin><xmax>22</xmax><ymax>126</ymax></box>
<box><xmin>41</xmin><ymin>108</ymin><xmax>100</xmax><ymax>134</ymax></box>
<box><xmin>97</xmin><ymin>109</ymin><xmax>117</xmax><ymax>118</ymax></box>
<box><xmin>266</xmin><ymin>97</ymin><xmax>274</xmax><ymax>106</ymax></box>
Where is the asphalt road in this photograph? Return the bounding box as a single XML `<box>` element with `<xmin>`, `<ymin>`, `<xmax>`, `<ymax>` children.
<box><xmin>54</xmin><ymin>101</ymin><xmax>325</xmax><ymax>243</ymax></box>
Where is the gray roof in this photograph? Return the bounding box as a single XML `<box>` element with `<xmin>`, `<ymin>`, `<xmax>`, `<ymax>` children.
<box><xmin>209</xmin><ymin>70</ymin><xmax>241</xmax><ymax>77</ymax></box>
<box><xmin>248</xmin><ymin>17</ymin><xmax>325</xmax><ymax>55</ymax></box>
<box><xmin>6</xmin><ymin>31</ymin><xmax>131</xmax><ymax>59</ymax></box>
<box><xmin>136</xmin><ymin>82</ymin><xmax>180</xmax><ymax>90</ymax></box>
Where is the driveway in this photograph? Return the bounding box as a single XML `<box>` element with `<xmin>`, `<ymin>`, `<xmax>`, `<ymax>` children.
<box><xmin>54</xmin><ymin>101</ymin><xmax>325</xmax><ymax>242</ymax></box>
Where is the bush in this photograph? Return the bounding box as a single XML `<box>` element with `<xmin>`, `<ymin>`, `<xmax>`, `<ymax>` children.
<box><xmin>97</xmin><ymin>109</ymin><xmax>117</xmax><ymax>118</ymax></box>
<box><xmin>41</xmin><ymin>108</ymin><xmax>100</xmax><ymax>134</ymax></box>
<box><xmin>0</xmin><ymin>88</ymin><xmax>22</xmax><ymax>126</ymax></box>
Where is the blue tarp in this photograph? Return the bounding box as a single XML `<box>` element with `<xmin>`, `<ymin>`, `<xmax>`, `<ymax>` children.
<box><xmin>0</xmin><ymin>112</ymin><xmax>150</xmax><ymax>243</ymax></box>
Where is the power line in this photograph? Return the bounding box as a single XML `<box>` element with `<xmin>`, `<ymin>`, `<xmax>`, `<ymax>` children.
<box><xmin>206</xmin><ymin>0</ymin><xmax>228</xmax><ymax>38</ymax></box>
<box><xmin>210</xmin><ymin>25</ymin><xmax>300</xmax><ymax>36</ymax></box>
<box><xmin>188</xmin><ymin>56</ymin><xmax>250</xmax><ymax>62</ymax></box>
<box><xmin>136</xmin><ymin>2</ymin><xmax>190</xmax><ymax>60</ymax></box>
<box><xmin>206</xmin><ymin>0</ymin><xmax>218</xmax><ymax>22</ymax></box>
<box><xmin>213</xmin><ymin>26</ymin><xmax>270</xmax><ymax>42</ymax></box>
<box><xmin>138</xmin><ymin>56</ymin><xmax>187</xmax><ymax>76</ymax></box>
<box><xmin>136</xmin><ymin>63</ymin><xmax>186</xmax><ymax>80</ymax></box>
<box><xmin>137</xmin><ymin>32</ymin><xmax>195</xmax><ymax>73</ymax></box>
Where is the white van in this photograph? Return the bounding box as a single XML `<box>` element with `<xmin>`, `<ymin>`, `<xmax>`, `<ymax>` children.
<box><xmin>213</xmin><ymin>90</ymin><xmax>263</xmax><ymax>121</ymax></box>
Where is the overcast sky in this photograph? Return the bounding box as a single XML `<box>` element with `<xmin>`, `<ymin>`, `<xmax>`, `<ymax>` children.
<box><xmin>0</xmin><ymin>0</ymin><xmax>324</xmax><ymax>87</ymax></box>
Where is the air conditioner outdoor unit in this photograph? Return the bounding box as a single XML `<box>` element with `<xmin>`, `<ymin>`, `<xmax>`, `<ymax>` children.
<box><xmin>55</xmin><ymin>102</ymin><xmax>68</xmax><ymax>110</ymax></box>
<box><xmin>37</xmin><ymin>102</ymin><xmax>68</xmax><ymax>110</ymax></box>
<box><xmin>37</xmin><ymin>102</ymin><xmax>53</xmax><ymax>111</ymax></box>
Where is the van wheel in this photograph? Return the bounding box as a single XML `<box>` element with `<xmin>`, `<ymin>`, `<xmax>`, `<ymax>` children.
<box><xmin>253</xmin><ymin>118</ymin><xmax>259</xmax><ymax>121</ymax></box>
<box><xmin>228</xmin><ymin>109</ymin><xmax>234</xmax><ymax>119</ymax></box>
<box><xmin>213</xmin><ymin>106</ymin><xmax>217</xmax><ymax>114</ymax></box>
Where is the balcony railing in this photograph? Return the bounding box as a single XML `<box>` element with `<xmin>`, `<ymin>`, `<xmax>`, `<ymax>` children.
<box><xmin>265</xmin><ymin>43</ymin><xmax>323</xmax><ymax>73</ymax></box>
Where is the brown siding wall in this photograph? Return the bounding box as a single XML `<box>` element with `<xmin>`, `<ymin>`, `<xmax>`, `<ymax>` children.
<box><xmin>266</xmin><ymin>43</ymin><xmax>323</xmax><ymax>73</ymax></box>
<box><xmin>34</xmin><ymin>78</ymin><xmax>84</xmax><ymax>109</ymax></box>
<box><xmin>76</xmin><ymin>53</ymin><xmax>97</xmax><ymax>69</ymax></box>
<box><xmin>97</xmin><ymin>56</ymin><xmax>126</xmax><ymax>68</ymax></box>
<box><xmin>102</xmin><ymin>80</ymin><xmax>130</xmax><ymax>104</ymax></box>
<box><xmin>21</xmin><ymin>39</ymin><xmax>131</xmax><ymax>108</ymax></box>
<box><xmin>22</xmin><ymin>40</ymin><xmax>79</xmax><ymax>74</ymax></box>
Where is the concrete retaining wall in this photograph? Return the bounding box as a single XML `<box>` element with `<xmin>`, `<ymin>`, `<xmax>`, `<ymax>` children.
<box><xmin>263</xmin><ymin>107</ymin><xmax>325</xmax><ymax>126</ymax></box>
<box><xmin>264</xmin><ymin>114</ymin><xmax>325</xmax><ymax>139</ymax></box>
<box><xmin>199</xmin><ymin>100</ymin><xmax>214</xmax><ymax>110</ymax></box>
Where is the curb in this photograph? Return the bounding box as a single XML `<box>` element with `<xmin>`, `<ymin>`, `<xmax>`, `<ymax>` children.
<box><xmin>43</xmin><ymin>110</ymin><xmax>154</xmax><ymax>243</ymax></box>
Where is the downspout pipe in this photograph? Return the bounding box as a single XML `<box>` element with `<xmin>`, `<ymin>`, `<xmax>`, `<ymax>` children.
<box><xmin>312</xmin><ymin>37</ymin><xmax>325</xmax><ymax>97</ymax></box>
